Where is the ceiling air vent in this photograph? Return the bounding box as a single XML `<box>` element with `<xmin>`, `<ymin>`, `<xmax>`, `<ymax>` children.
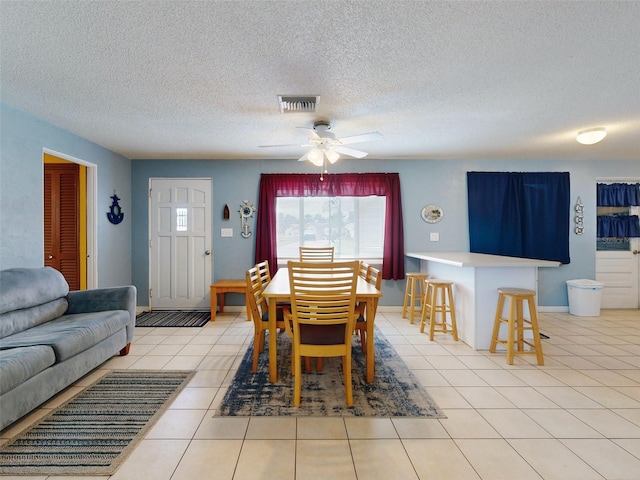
<box><xmin>278</xmin><ymin>95</ymin><xmax>319</xmax><ymax>113</ymax></box>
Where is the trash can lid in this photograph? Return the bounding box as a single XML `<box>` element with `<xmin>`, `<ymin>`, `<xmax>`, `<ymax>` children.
<box><xmin>566</xmin><ymin>279</ymin><xmax>604</xmax><ymax>289</ymax></box>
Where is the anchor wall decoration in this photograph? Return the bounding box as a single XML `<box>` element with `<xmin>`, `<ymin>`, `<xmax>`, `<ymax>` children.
<box><xmin>107</xmin><ymin>193</ymin><xmax>124</xmax><ymax>225</ymax></box>
<box><xmin>239</xmin><ymin>200</ymin><xmax>256</xmax><ymax>238</ymax></box>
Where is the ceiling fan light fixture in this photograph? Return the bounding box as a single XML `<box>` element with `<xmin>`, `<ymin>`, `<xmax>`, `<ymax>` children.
<box><xmin>325</xmin><ymin>149</ymin><xmax>340</xmax><ymax>164</ymax></box>
<box><xmin>308</xmin><ymin>148</ymin><xmax>324</xmax><ymax>166</ymax></box>
<box><xmin>576</xmin><ymin>127</ymin><xmax>606</xmax><ymax>145</ymax></box>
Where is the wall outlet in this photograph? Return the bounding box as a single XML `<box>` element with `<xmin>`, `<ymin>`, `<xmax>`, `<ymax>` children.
<box><xmin>430</xmin><ymin>232</ymin><xmax>439</xmax><ymax>242</ymax></box>
<box><xmin>221</xmin><ymin>228</ymin><xmax>233</xmax><ymax>237</ymax></box>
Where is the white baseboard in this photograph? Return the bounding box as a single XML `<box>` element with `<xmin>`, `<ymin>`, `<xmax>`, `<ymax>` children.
<box><xmin>376</xmin><ymin>306</ymin><xmax>404</xmax><ymax>313</ymax></box>
<box><xmin>377</xmin><ymin>305</ymin><xmax>569</xmax><ymax>313</ymax></box>
<box><xmin>538</xmin><ymin>306</ymin><xmax>570</xmax><ymax>313</ymax></box>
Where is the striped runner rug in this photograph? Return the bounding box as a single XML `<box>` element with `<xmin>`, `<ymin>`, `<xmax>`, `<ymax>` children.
<box><xmin>0</xmin><ymin>370</ymin><xmax>194</xmax><ymax>476</ymax></box>
<box><xmin>135</xmin><ymin>310</ymin><xmax>210</xmax><ymax>327</ymax></box>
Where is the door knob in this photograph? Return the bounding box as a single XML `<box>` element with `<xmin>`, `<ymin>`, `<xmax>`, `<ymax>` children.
<box><xmin>205</xmin><ymin>250</ymin><xmax>211</xmax><ymax>255</ymax></box>
<box><xmin>633</xmin><ymin>250</ymin><xmax>639</xmax><ymax>255</ymax></box>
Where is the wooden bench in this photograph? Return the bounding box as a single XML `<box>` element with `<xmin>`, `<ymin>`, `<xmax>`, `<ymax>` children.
<box><xmin>210</xmin><ymin>279</ymin><xmax>249</xmax><ymax>321</ymax></box>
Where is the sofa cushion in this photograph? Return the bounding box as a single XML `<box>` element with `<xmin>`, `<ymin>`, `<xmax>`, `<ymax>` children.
<box><xmin>0</xmin><ymin>267</ymin><xmax>69</xmax><ymax>314</ymax></box>
<box><xmin>0</xmin><ymin>311</ymin><xmax>129</xmax><ymax>362</ymax></box>
<box><xmin>0</xmin><ymin>298</ymin><xmax>69</xmax><ymax>339</ymax></box>
<box><xmin>0</xmin><ymin>267</ymin><xmax>70</xmax><ymax>338</ymax></box>
<box><xmin>0</xmin><ymin>345</ymin><xmax>56</xmax><ymax>395</ymax></box>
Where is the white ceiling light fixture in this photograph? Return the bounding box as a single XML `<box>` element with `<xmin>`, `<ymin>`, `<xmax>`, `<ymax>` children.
<box><xmin>307</xmin><ymin>148</ymin><xmax>324</xmax><ymax>166</ymax></box>
<box><xmin>324</xmin><ymin>148</ymin><xmax>340</xmax><ymax>164</ymax></box>
<box><xmin>260</xmin><ymin>119</ymin><xmax>382</xmax><ymax>171</ymax></box>
<box><xmin>576</xmin><ymin>127</ymin><xmax>607</xmax><ymax>145</ymax></box>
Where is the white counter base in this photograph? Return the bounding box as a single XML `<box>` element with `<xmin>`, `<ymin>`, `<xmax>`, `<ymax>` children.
<box><xmin>406</xmin><ymin>252</ymin><xmax>560</xmax><ymax>350</ymax></box>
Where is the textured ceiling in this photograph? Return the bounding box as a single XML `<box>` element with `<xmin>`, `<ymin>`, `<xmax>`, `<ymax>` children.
<box><xmin>1</xmin><ymin>0</ymin><xmax>638</xmax><ymax>161</ymax></box>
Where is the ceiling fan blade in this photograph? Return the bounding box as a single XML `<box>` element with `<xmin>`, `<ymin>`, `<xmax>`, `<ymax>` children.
<box><xmin>332</xmin><ymin>146</ymin><xmax>368</xmax><ymax>158</ymax></box>
<box><xmin>336</xmin><ymin>131</ymin><xmax>383</xmax><ymax>145</ymax></box>
<box><xmin>259</xmin><ymin>143</ymin><xmax>303</xmax><ymax>148</ymax></box>
<box><xmin>297</xmin><ymin>127</ymin><xmax>321</xmax><ymax>140</ymax></box>
<box><xmin>297</xmin><ymin>151</ymin><xmax>310</xmax><ymax>162</ymax></box>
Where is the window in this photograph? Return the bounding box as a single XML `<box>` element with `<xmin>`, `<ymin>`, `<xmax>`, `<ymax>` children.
<box><xmin>255</xmin><ymin>173</ymin><xmax>405</xmax><ymax>280</ymax></box>
<box><xmin>276</xmin><ymin>196</ymin><xmax>386</xmax><ymax>260</ymax></box>
<box><xmin>596</xmin><ymin>183</ymin><xmax>640</xmax><ymax>251</ymax></box>
<box><xmin>176</xmin><ymin>208</ymin><xmax>188</xmax><ymax>231</ymax></box>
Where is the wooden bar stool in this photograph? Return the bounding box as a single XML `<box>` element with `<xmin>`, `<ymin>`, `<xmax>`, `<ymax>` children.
<box><xmin>402</xmin><ymin>273</ymin><xmax>429</xmax><ymax>324</ymax></box>
<box><xmin>419</xmin><ymin>279</ymin><xmax>458</xmax><ymax>341</ymax></box>
<box><xmin>490</xmin><ymin>288</ymin><xmax>544</xmax><ymax>365</ymax></box>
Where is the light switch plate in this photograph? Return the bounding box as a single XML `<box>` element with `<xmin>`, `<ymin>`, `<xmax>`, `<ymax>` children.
<box><xmin>430</xmin><ymin>232</ymin><xmax>439</xmax><ymax>242</ymax></box>
<box><xmin>221</xmin><ymin>228</ymin><xmax>233</xmax><ymax>237</ymax></box>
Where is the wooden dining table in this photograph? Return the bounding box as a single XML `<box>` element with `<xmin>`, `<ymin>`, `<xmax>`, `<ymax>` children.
<box><xmin>263</xmin><ymin>267</ymin><xmax>383</xmax><ymax>383</ymax></box>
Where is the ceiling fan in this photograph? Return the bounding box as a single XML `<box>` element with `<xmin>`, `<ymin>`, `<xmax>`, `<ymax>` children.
<box><xmin>260</xmin><ymin>120</ymin><xmax>383</xmax><ymax>167</ymax></box>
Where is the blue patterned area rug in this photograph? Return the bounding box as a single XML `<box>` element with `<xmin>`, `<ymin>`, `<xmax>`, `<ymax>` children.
<box><xmin>217</xmin><ymin>328</ymin><xmax>445</xmax><ymax>417</ymax></box>
<box><xmin>0</xmin><ymin>370</ymin><xmax>194</xmax><ymax>476</ymax></box>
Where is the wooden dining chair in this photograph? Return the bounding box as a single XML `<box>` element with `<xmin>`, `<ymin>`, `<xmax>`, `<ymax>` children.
<box><xmin>355</xmin><ymin>260</ymin><xmax>372</xmax><ymax>345</ymax></box>
<box><xmin>246</xmin><ymin>265</ymin><xmax>285</xmax><ymax>373</ymax></box>
<box><xmin>299</xmin><ymin>246</ymin><xmax>335</xmax><ymax>262</ymax></box>
<box><xmin>284</xmin><ymin>260</ymin><xmax>360</xmax><ymax>407</ymax></box>
<box><xmin>355</xmin><ymin>265</ymin><xmax>382</xmax><ymax>354</ymax></box>
<box><xmin>359</xmin><ymin>260</ymin><xmax>372</xmax><ymax>281</ymax></box>
<box><xmin>255</xmin><ymin>260</ymin><xmax>272</xmax><ymax>288</ymax></box>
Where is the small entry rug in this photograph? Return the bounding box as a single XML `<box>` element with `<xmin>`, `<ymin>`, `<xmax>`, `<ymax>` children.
<box><xmin>0</xmin><ymin>370</ymin><xmax>194</xmax><ymax>476</ymax></box>
<box><xmin>217</xmin><ymin>329</ymin><xmax>445</xmax><ymax>418</ymax></box>
<box><xmin>136</xmin><ymin>310</ymin><xmax>210</xmax><ymax>327</ymax></box>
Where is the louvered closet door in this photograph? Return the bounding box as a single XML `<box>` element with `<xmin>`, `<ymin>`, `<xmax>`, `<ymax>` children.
<box><xmin>44</xmin><ymin>164</ymin><xmax>80</xmax><ymax>290</ymax></box>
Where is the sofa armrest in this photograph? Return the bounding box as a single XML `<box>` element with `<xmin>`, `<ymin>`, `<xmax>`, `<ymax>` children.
<box><xmin>66</xmin><ymin>286</ymin><xmax>137</xmax><ymax>343</ymax></box>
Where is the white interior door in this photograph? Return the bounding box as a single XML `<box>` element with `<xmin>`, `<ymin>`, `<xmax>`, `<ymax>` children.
<box><xmin>596</xmin><ymin>205</ymin><xmax>640</xmax><ymax>309</ymax></box>
<box><xmin>149</xmin><ymin>178</ymin><xmax>212</xmax><ymax>310</ymax></box>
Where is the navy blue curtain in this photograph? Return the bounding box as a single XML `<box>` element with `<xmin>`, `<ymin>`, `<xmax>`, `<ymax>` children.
<box><xmin>597</xmin><ymin>183</ymin><xmax>640</xmax><ymax>206</ymax></box>
<box><xmin>467</xmin><ymin>172</ymin><xmax>570</xmax><ymax>264</ymax></box>
<box><xmin>597</xmin><ymin>215</ymin><xmax>640</xmax><ymax>238</ymax></box>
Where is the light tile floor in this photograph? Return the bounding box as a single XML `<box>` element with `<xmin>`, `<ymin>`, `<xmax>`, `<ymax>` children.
<box><xmin>2</xmin><ymin>309</ymin><xmax>639</xmax><ymax>480</ymax></box>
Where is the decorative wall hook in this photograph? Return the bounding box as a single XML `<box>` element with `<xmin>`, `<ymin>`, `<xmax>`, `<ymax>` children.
<box><xmin>574</xmin><ymin>196</ymin><xmax>584</xmax><ymax>235</ymax></box>
<box><xmin>107</xmin><ymin>192</ymin><xmax>124</xmax><ymax>225</ymax></box>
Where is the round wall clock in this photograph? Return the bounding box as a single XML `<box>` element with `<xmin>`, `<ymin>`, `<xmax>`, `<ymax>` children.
<box><xmin>421</xmin><ymin>204</ymin><xmax>443</xmax><ymax>223</ymax></box>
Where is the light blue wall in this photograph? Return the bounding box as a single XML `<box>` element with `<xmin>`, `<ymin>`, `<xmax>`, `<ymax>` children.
<box><xmin>0</xmin><ymin>103</ymin><xmax>132</xmax><ymax>287</ymax></box>
<box><xmin>2</xmin><ymin>103</ymin><xmax>637</xmax><ymax>304</ymax></box>
<box><xmin>132</xmin><ymin>157</ymin><xmax>639</xmax><ymax>308</ymax></box>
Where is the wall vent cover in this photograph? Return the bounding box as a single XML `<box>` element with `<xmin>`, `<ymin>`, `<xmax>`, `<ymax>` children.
<box><xmin>278</xmin><ymin>95</ymin><xmax>319</xmax><ymax>113</ymax></box>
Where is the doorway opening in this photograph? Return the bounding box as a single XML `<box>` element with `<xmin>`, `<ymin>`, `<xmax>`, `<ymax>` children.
<box><xmin>43</xmin><ymin>149</ymin><xmax>97</xmax><ymax>289</ymax></box>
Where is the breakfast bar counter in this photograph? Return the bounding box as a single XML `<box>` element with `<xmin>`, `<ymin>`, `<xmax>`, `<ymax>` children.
<box><xmin>406</xmin><ymin>252</ymin><xmax>561</xmax><ymax>349</ymax></box>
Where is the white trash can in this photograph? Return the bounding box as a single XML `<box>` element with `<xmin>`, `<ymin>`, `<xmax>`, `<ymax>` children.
<box><xmin>566</xmin><ymin>279</ymin><xmax>604</xmax><ymax>316</ymax></box>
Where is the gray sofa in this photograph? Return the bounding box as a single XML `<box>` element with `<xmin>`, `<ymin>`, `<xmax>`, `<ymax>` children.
<box><xmin>0</xmin><ymin>267</ymin><xmax>136</xmax><ymax>430</ymax></box>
